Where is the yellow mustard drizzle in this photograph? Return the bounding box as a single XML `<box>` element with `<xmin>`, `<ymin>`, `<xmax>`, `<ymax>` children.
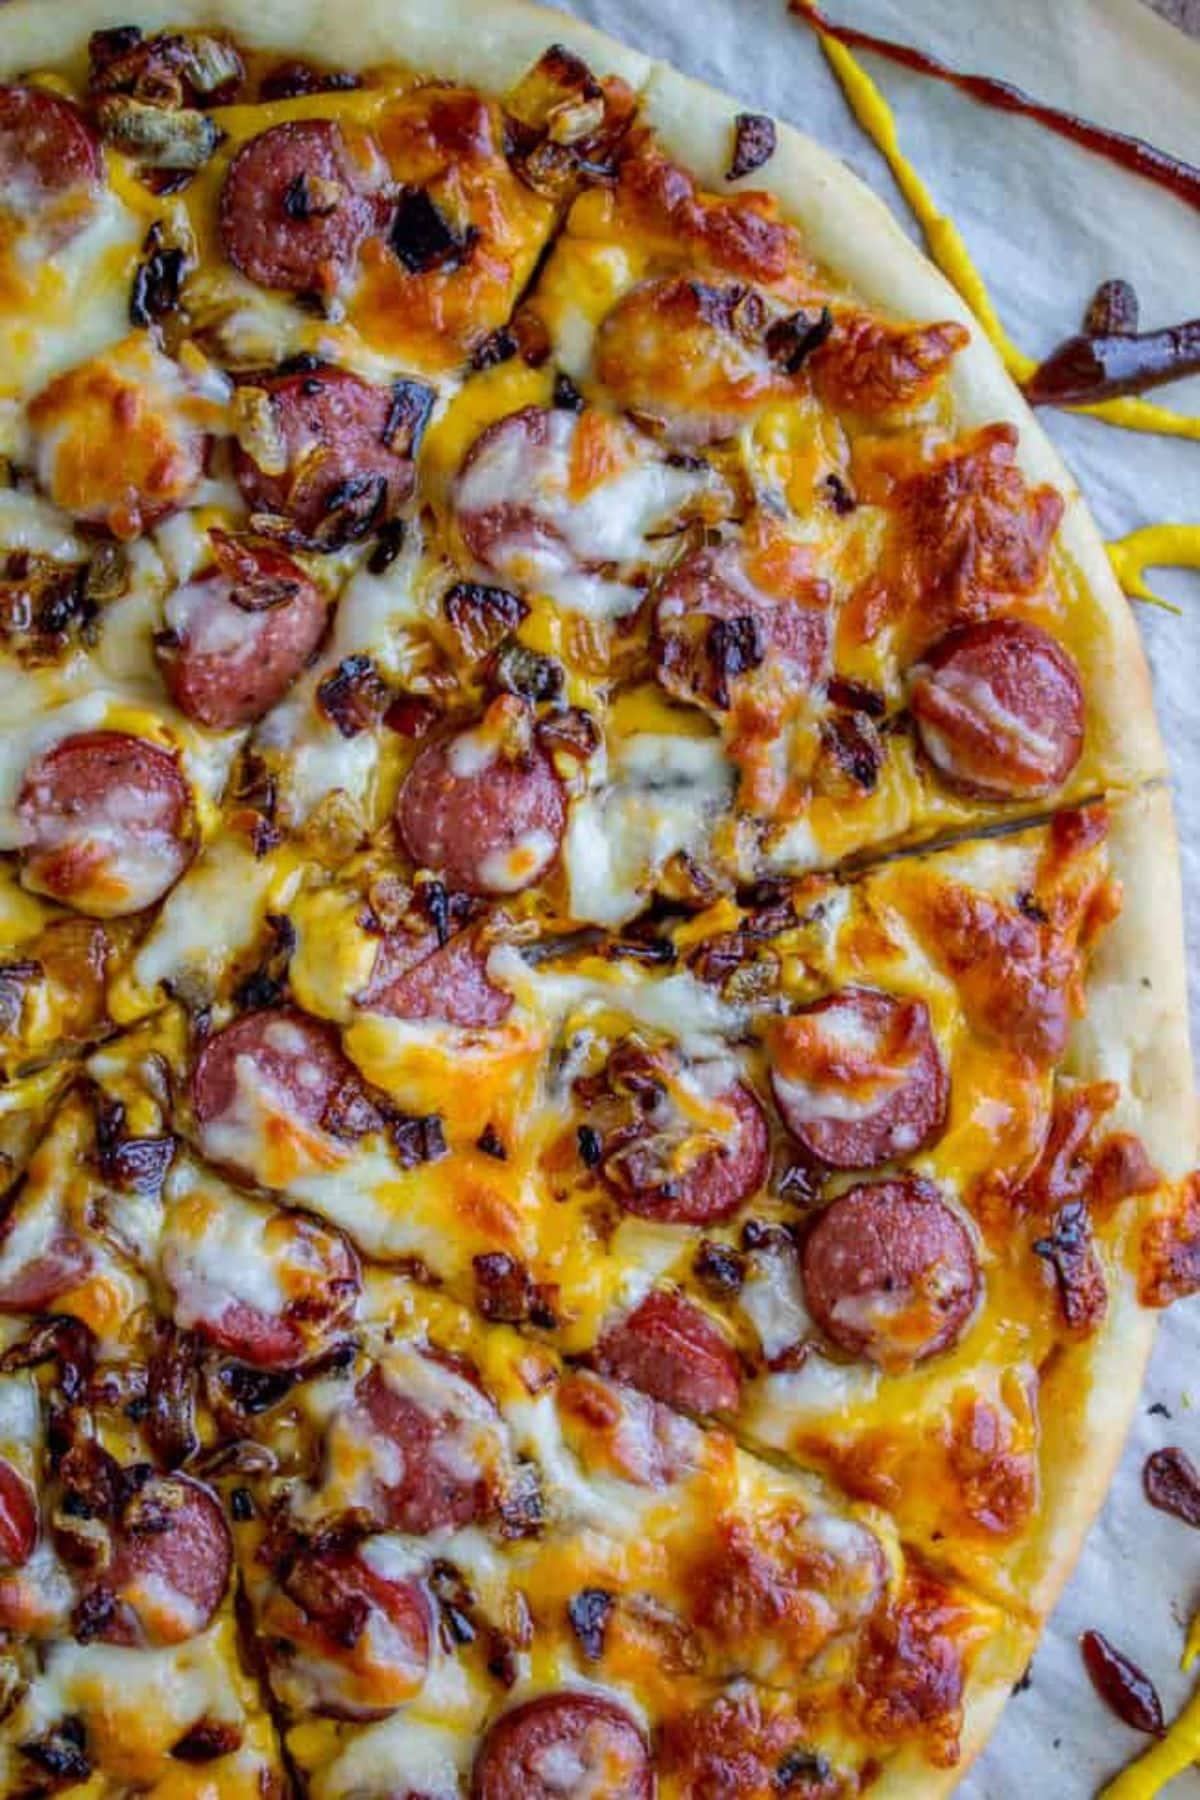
<box><xmin>810</xmin><ymin>28</ymin><xmax>1200</xmax><ymax>442</ymax></box>
<box><xmin>1107</xmin><ymin>525</ymin><xmax>1200</xmax><ymax>614</ymax></box>
<box><xmin>1099</xmin><ymin>1684</ymin><xmax>1200</xmax><ymax>1797</ymax></box>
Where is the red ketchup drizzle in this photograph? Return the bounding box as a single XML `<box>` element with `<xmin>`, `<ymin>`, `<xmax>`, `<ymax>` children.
<box><xmin>791</xmin><ymin>2</ymin><xmax>1200</xmax><ymax>210</ymax></box>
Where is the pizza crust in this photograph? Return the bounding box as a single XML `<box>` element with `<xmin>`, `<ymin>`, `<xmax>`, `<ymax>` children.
<box><xmin>0</xmin><ymin>0</ymin><xmax>653</xmax><ymax>100</ymax></box>
<box><xmin>0</xmin><ymin>3</ymin><xmax>1191</xmax><ymax>1790</ymax></box>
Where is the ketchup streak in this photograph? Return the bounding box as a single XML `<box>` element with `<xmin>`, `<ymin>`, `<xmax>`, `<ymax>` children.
<box><xmin>791</xmin><ymin>2</ymin><xmax>1200</xmax><ymax>212</ymax></box>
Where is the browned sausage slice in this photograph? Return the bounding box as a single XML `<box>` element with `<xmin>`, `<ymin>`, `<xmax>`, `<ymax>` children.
<box><xmin>162</xmin><ymin>1198</ymin><xmax>359</xmax><ymax>1369</ymax></box>
<box><xmin>0</xmin><ymin>1458</ymin><xmax>36</xmax><ymax>1568</ymax></box>
<box><xmin>601</xmin><ymin>1078</ymin><xmax>769</xmax><ymax>1226</ymax></box>
<box><xmin>910</xmin><ymin>619</ymin><xmax>1084</xmax><ymax>799</ymax></box>
<box><xmin>157</xmin><ymin>534</ymin><xmax>327</xmax><ymax>729</ymax></box>
<box><xmin>0</xmin><ymin>86</ymin><xmax>101</xmax><ymax>245</ymax></box>
<box><xmin>232</xmin><ymin>363</ymin><xmax>430</xmax><ymax>550</ymax></box>
<box><xmin>219</xmin><ymin>120</ymin><xmax>384</xmax><ymax>295</ymax></box>
<box><xmin>190</xmin><ymin>1006</ymin><xmax>378</xmax><ymax>1189</ymax></box>
<box><xmin>801</xmin><ymin>1179</ymin><xmax>980</xmax><ymax>1368</ymax></box>
<box><xmin>472</xmin><ymin>1692</ymin><xmax>653</xmax><ymax>1800</ymax></box>
<box><xmin>395</xmin><ymin>698</ymin><xmax>566</xmax><ymax>896</ymax></box>
<box><xmin>768</xmin><ymin>988</ymin><xmax>948</xmax><ymax>1170</ymax></box>
<box><xmin>265</xmin><ymin>1544</ymin><xmax>431</xmax><ymax>1719</ymax></box>
<box><xmin>17</xmin><ymin>730</ymin><xmax>194</xmax><ymax>917</ymax></box>
<box><xmin>80</xmin><ymin>1473</ymin><xmax>231</xmax><ymax>1647</ymax></box>
<box><xmin>343</xmin><ymin>1363</ymin><xmax>493</xmax><ymax>1535</ymax></box>
<box><xmin>655</xmin><ymin>535</ymin><xmax>829</xmax><ymax>714</ymax></box>
<box><xmin>597</xmin><ymin>1288</ymin><xmax>740</xmax><ymax>1414</ymax></box>
<box><xmin>358</xmin><ymin>925</ymin><xmax>512</xmax><ymax>1028</ymax></box>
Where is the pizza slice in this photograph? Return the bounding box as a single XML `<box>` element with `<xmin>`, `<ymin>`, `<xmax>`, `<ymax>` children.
<box><xmin>411</xmin><ymin>67</ymin><xmax>1165</xmax><ymax>916</ymax></box>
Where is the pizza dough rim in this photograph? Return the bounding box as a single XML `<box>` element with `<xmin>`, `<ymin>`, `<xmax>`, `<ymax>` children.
<box><xmin>0</xmin><ymin>2</ymin><xmax>1192</xmax><ymax>1791</ymax></box>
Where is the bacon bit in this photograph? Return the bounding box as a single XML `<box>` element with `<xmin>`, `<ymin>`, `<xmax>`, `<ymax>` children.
<box><xmin>1025</xmin><ymin>319</ymin><xmax>1200</xmax><ymax>407</ymax></box>
<box><xmin>819</xmin><ymin>709</ymin><xmax>883</xmax><ymax>794</ymax></box>
<box><xmin>170</xmin><ymin>1720</ymin><xmax>243</xmax><ymax>1763</ymax></box>
<box><xmin>17</xmin><ymin>1720</ymin><xmax>91</xmax><ymax>1786</ymax></box>
<box><xmin>1141</xmin><ymin>1174</ymin><xmax>1200</xmax><ymax>1307</ymax></box>
<box><xmin>536</xmin><ymin>707</ymin><xmax>599</xmax><ymax>762</ymax></box>
<box><xmin>489</xmin><ymin>641</ymin><xmax>564</xmax><ymax>704</ymax></box>
<box><xmin>1144</xmin><ymin>1446</ymin><xmax>1200</xmax><ymax>1527</ymax></box>
<box><xmin>444</xmin><ymin>581</ymin><xmax>528</xmax><ymax>660</ymax></box>
<box><xmin>815</xmin><ymin>314</ymin><xmax>968</xmax><ymax>414</ymax></box>
<box><xmin>145</xmin><ymin>1324</ymin><xmax>199</xmax><ymax>1468</ymax></box>
<box><xmin>693</xmin><ymin>1239</ymin><xmax>747</xmax><ymax>1297</ymax></box>
<box><xmin>209</xmin><ymin>531</ymin><xmax>300</xmax><ymax>612</ymax></box>
<box><xmin>505</xmin><ymin>46</ymin><xmax>635</xmax><ymax>199</ymax></box>
<box><xmin>316</xmin><ymin>656</ymin><xmax>391</xmax><ymax>739</ymax></box>
<box><xmin>706</xmin><ymin>613</ymin><xmax>765</xmax><ymax>709</ymax></box>
<box><xmin>476</xmin><ymin>1124</ymin><xmax>507</xmax><ymax>1161</ymax></box>
<box><xmin>1033</xmin><ymin>1201</ymin><xmax>1106</xmax><ymax>1332</ymax></box>
<box><xmin>470</xmin><ymin>327</ymin><xmax>518</xmax><ymax>371</ymax></box>
<box><xmin>368</xmin><ymin>519</ymin><xmax>407</xmax><ymax>575</ymax></box>
<box><xmin>130</xmin><ymin>226</ymin><xmax>187</xmax><ymax>328</ymax></box>
<box><xmin>93</xmin><ymin>1093</ymin><xmax>175</xmax><ymax>1197</ymax></box>
<box><xmin>728</xmin><ymin>112</ymin><xmax>777</xmax><ymax>181</ymax></box>
<box><xmin>382</xmin><ymin>380</ymin><xmax>434</xmax><ymax>455</ymax></box>
<box><xmin>386</xmin><ymin>1111</ymin><xmax>447</xmax><ymax>1169</ymax></box>
<box><xmin>472</xmin><ymin>1253</ymin><xmax>558</xmax><ymax>1329</ymax></box>
<box><xmin>552</xmin><ymin>370</ymin><xmax>585</xmax><ymax>412</ymax></box>
<box><xmin>824</xmin><ymin>471</ymin><xmax>857</xmax><ymax>515</ymax></box>
<box><xmin>567</xmin><ymin>1587</ymin><xmax>615</xmax><ymax>1661</ymax></box>
<box><xmin>1079</xmin><ymin>1630</ymin><xmax>1165</xmax><ymax>1735</ymax></box>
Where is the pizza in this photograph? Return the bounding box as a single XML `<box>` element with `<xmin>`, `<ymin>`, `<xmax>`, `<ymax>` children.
<box><xmin>0</xmin><ymin>3</ymin><xmax>1194</xmax><ymax>1796</ymax></box>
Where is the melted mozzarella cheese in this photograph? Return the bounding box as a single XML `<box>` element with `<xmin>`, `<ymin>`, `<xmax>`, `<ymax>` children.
<box><xmin>488</xmin><ymin>945</ymin><xmax>742</xmax><ymax>1062</ymax></box>
<box><xmin>116</xmin><ymin>837</ymin><xmax>300</xmax><ymax>1017</ymax></box>
<box><xmin>308</xmin><ymin>1713</ymin><xmax>470</xmax><ymax>1800</ymax></box>
<box><xmin>455</xmin><ymin>407</ymin><xmax>705</xmax><ymax>618</ymax></box>
<box><xmin>564</xmin><ymin>731</ymin><xmax>734</xmax><ymax>925</ymax></box>
<box><xmin>0</xmin><ymin>188</ymin><xmax>145</xmax><ymax>414</ymax></box>
<box><xmin>160</xmin><ymin>1165</ymin><xmax>290</xmax><ymax>1323</ymax></box>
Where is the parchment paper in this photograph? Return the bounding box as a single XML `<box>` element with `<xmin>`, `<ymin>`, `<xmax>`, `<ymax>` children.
<box><xmin>550</xmin><ymin>0</ymin><xmax>1200</xmax><ymax>1789</ymax></box>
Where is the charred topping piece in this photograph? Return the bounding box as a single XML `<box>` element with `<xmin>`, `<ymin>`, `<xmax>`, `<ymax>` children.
<box><xmin>390</xmin><ymin>187</ymin><xmax>478</xmax><ymax>274</ymax></box>
<box><xmin>766</xmin><ymin>305</ymin><xmax>834</xmax><ymax>374</ymax></box>
<box><xmin>129</xmin><ymin>223</ymin><xmax>187</xmax><ymax>327</ymax></box>
<box><xmin>728</xmin><ymin>112</ymin><xmax>777</xmax><ymax>181</ymax></box>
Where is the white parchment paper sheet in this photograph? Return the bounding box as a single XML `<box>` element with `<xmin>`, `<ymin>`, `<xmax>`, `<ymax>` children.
<box><xmin>548</xmin><ymin>0</ymin><xmax>1200</xmax><ymax>1789</ymax></box>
